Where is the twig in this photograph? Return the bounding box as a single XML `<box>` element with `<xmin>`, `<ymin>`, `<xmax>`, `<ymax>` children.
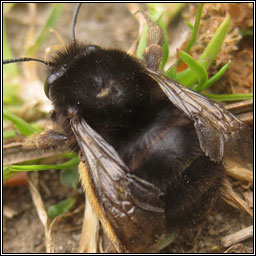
<box><xmin>221</xmin><ymin>225</ymin><xmax>253</xmax><ymax>248</ymax></box>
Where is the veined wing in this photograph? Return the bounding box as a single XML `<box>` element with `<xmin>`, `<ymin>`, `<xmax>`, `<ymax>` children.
<box><xmin>147</xmin><ymin>69</ymin><xmax>253</xmax><ymax>167</ymax></box>
<box><xmin>70</xmin><ymin>114</ymin><xmax>165</xmax><ymax>252</ymax></box>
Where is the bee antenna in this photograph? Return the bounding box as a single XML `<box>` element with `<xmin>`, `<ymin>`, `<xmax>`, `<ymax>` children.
<box><xmin>72</xmin><ymin>3</ymin><xmax>82</xmax><ymax>43</ymax></box>
<box><xmin>3</xmin><ymin>57</ymin><xmax>53</xmax><ymax>66</ymax></box>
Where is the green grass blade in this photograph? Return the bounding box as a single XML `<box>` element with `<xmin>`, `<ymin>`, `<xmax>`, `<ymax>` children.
<box><xmin>204</xmin><ymin>61</ymin><xmax>231</xmax><ymax>89</ymax></box>
<box><xmin>8</xmin><ymin>156</ymin><xmax>80</xmax><ymax>171</ymax></box>
<box><xmin>165</xmin><ymin>65</ymin><xmax>177</xmax><ymax>79</ymax></box>
<box><xmin>3</xmin><ymin>166</ymin><xmax>16</xmax><ymax>181</ymax></box>
<box><xmin>157</xmin><ymin>17</ymin><xmax>169</xmax><ymax>69</ymax></box>
<box><xmin>176</xmin><ymin>14</ymin><xmax>231</xmax><ymax>87</ymax></box>
<box><xmin>60</xmin><ymin>168</ymin><xmax>79</xmax><ymax>189</ymax></box>
<box><xmin>3</xmin><ymin>130</ymin><xmax>16</xmax><ymax>139</ymax></box>
<box><xmin>147</xmin><ymin>3</ymin><xmax>186</xmax><ymax>23</ymax></box>
<box><xmin>202</xmin><ymin>92</ymin><xmax>253</xmax><ymax>102</ymax></box>
<box><xmin>3</xmin><ymin>108</ymin><xmax>39</xmax><ymax>136</ymax></box>
<box><xmin>176</xmin><ymin>3</ymin><xmax>203</xmax><ymax>68</ymax></box>
<box><xmin>48</xmin><ymin>196</ymin><xmax>77</xmax><ymax>219</ymax></box>
<box><xmin>185</xmin><ymin>21</ymin><xmax>194</xmax><ymax>30</ymax></box>
<box><xmin>178</xmin><ymin>51</ymin><xmax>208</xmax><ymax>91</ymax></box>
<box><xmin>198</xmin><ymin>14</ymin><xmax>231</xmax><ymax>66</ymax></box>
<box><xmin>184</xmin><ymin>3</ymin><xmax>203</xmax><ymax>53</ymax></box>
<box><xmin>26</xmin><ymin>3</ymin><xmax>64</xmax><ymax>56</ymax></box>
<box><xmin>136</xmin><ymin>25</ymin><xmax>148</xmax><ymax>59</ymax></box>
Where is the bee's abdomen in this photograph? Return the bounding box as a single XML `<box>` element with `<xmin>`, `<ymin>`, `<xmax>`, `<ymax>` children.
<box><xmin>164</xmin><ymin>156</ymin><xmax>223</xmax><ymax>229</ymax></box>
<box><xmin>120</xmin><ymin>106</ymin><xmax>224</xmax><ymax>229</ymax></box>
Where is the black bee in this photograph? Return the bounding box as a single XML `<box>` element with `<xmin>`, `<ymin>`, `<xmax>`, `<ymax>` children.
<box><xmin>3</xmin><ymin>3</ymin><xmax>253</xmax><ymax>253</ymax></box>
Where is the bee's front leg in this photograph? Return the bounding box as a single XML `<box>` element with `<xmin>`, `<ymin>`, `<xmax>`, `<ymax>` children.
<box><xmin>143</xmin><ymin>14</ymin><xmax>165</xmax><ymax>71</ymax></box>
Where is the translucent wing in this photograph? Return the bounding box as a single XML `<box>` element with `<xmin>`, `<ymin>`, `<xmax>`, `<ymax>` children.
<box><xmin>70</xmin><ymin>113</ymin><xmax>165</xmax><ymax>253</ymax></box>
<box><xmin>147</xmin><ymin>69</ymin><xmax>253</xmax><ymax>167</ymax></box>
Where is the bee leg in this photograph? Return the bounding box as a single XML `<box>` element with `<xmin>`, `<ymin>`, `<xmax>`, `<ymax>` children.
<box><xmin>23</xmin><ymin>129</ymin><xmax>68</xmax><ymax>150</ymax></box>
<box><xmin>143</xmin><ymin>13</ymin><xmax>165</xmax><ymax>71</ymax></box>
<box><xmin>78</xmin><ymin>162</ymin><xmax>126</xmax><ymax>253</ymax></box>
<box><xmin>78</xmin><ymin>195</ymin><xmax>100</xmax><ymax>253</ymax></box>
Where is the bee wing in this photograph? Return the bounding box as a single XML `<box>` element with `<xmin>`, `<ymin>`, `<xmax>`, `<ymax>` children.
<box><xmin>70</xmin><ymin>114</ymin><xmax>165</xmax><ymax>252</ymax></box>
<box><xmin>147</xmin><ymin>69</ymin><xmax>253</xmax><ymax>166</ymax></box>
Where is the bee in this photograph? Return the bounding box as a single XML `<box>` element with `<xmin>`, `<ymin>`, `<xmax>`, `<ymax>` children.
<box><xmin>3</xmin><ymin>3</ymin><xmax>253</xmax><ymax>253</ymax></box>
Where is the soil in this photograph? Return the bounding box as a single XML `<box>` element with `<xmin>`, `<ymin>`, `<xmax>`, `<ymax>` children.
<box><xmin>3</xmin><ymin>3</ymin><xmax>253</xmax><ymax>253</ymax></box>
<box><xmin>3</xmin><ymin>171</ymin><xmax>253</xmax><ymax>253</ymax></box>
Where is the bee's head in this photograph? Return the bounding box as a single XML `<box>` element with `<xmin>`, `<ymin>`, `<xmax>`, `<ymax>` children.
<box><xmin>44</xmin><ymin>42</ymin><xmax>103</xmax><ymax>106</ymax></box>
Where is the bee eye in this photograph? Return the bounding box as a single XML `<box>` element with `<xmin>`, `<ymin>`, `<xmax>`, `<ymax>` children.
<box><xmin>44</xmin><ymin>66</ymin><xmax>67</xmax><ymax>99</ymax></box>
<box><xmin>44</xmin><ymin>73</ymin><xmax>57</xmax><ymax>99</ymax></box>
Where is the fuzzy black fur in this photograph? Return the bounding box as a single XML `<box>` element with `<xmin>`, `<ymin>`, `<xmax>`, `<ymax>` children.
<box><xmin>44</xmin><ymin>42</ymin><xmax>224</xmax><ymax>231</ymax></box>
